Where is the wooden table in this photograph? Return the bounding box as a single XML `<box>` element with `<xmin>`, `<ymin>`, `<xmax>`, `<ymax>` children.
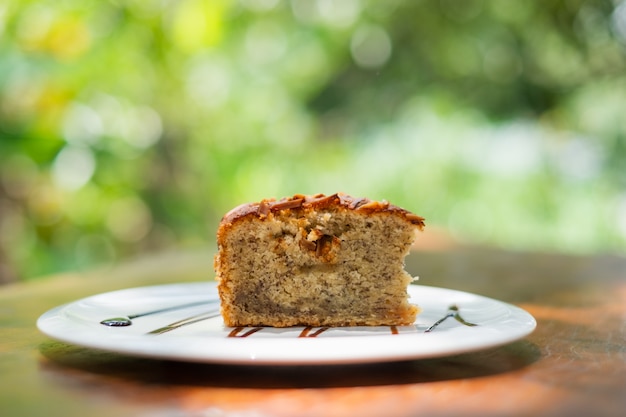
<box><xmin>1</xmin><ymin>243</ymin><xmax>625</xmax><ymax>417</ymax></box>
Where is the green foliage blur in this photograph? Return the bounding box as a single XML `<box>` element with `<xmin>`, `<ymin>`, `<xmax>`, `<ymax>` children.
<box><xmin>1</xmin><ymin>0</ymin><xmax>625</xmax><ymax>282</ymax></box>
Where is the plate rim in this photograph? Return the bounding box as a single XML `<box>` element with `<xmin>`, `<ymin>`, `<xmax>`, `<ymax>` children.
<box><xmin>37</xmin><ymin>282</ymin><xmax>537</xmax><ymax>365</ymax></box>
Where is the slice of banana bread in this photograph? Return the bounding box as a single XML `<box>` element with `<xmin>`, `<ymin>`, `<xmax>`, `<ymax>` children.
<box><xmin>214</xmin><ymin>193</ymin><xmax>425</xmax><ymax>327</ymax></box>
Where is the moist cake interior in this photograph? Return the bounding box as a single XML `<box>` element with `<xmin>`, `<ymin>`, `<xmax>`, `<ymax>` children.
<box><xmin>215</xmin><ymin>194</ymin><xmax>423</xmax><ymax>327</ymax></box>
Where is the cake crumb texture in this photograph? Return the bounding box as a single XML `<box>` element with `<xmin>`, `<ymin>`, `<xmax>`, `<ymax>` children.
<box><xmin>214</xmin><ymin>193</ymin><xmax>425</xmax><ymax>327</ymax></box>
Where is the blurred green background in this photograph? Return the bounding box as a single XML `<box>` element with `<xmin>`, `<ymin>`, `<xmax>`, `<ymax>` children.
<box><xmin>1</xmin><ymin>0</ymin><xmax>625</xmax><ymax>283</ymax></box>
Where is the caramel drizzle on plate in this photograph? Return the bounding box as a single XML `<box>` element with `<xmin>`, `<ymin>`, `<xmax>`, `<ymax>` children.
<box><xmin>425</xmin><ymin>305</ymin><xmax>478</xmax><ymax>333</ymax></box>
<box><xmin>228</xmin><ymin>327</ymin><xmax>264</xmax><ymax>337</ymax></box>
<box><xmin>298</xmin><ymin>326</ymin><xmax>330</xmax><ymax>338</ymax></box>
<box><xmin>143</xmin><ymin>305</ymin><xmax>477</xmax><ymax>336</ymax></box>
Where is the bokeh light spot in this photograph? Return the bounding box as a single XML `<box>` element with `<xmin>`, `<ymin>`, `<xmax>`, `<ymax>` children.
<box><xmin>106</xmin><ymin>197</ymin><xmax>153</xmax><ymax>243</ymax></box>
<box><xmin>350</xmin><ymin>24</ymin><xmax>392</xmax><ymax>69</ymax></box>
<box><xmin>52</xmin><ymin>146</ymin><xmax>96</xmax><ymax>191</ymax></box>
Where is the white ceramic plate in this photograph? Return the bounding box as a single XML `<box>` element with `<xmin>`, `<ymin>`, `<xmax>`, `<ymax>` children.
<box><xmin>37</xmin><ymin>282</ymin><xmax>536</xmax><ymax>365</ymax></box>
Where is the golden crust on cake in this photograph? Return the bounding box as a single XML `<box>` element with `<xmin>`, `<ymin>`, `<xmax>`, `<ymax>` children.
<box><xmin>214</xmin><ymin>193</ymin><xmax>425</xmax><ymax>327</ymax></box>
